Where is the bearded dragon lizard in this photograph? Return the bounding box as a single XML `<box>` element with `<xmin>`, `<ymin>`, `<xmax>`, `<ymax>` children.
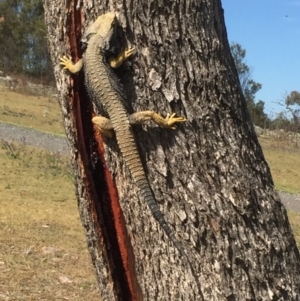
<box><xmin>60</xmin><ymin>12</ymin><xmax>194</xmax><ymax>276</ymax></box>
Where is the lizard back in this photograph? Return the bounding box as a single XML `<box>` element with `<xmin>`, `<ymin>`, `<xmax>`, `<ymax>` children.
<box><xmin>83</xmin><ymin>33</ymin><xmax>196</xmax><ymax>277</ymax></box>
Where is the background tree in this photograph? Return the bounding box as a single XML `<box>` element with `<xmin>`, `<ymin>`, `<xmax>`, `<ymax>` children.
<box><xmin>285</xmin><ymin>91</ymin><xmax>300</xmax><ymax>131</ymax></box>
<box><xmin>43</xmin><ymin>0</ymin><xmax>300</xmax><ymax>300</ymax></box>
<box><xmin>271</xmin><ymin>91</ymin><xmax>300</xmax><ymax>132</ymax></box>
<box><xmin>230</xmin><ymin>42</ymin><xmax>270</xmax><ymax>127</ymax></box>
<box><xmin>0</xmin><ymin>0</ymin><xmax>53</xmax><ymax>81</ymax></box>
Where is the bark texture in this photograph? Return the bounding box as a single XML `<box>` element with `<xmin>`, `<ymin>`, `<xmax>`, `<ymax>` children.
<box><xmin>43</xmin><ymin>0</ymin><xmax>300</xmax><ymax>300</ymax></box>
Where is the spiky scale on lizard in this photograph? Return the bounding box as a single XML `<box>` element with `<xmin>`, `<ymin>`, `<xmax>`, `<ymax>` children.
<box><xmin>60</xmin><ymin>12</ymin><xmax>197</xmax><ymax>281</ymax></box>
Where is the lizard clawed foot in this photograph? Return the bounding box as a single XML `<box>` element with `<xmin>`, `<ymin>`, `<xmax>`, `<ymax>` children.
<box><xmin>165</xmin><ymin>113</ymin><xmax>186</xmax><ymax>129</ymax></box>
<box><xmin>109</xmin><ymin>47</ymin><xmax>136</xmax><ymax>69</ymax></box>
<box><xmin>59</xmin><ymin>56</ymin><xmax>82</xmax><ymax>73</ymax></box>
<box><xmin>124</xmin><ymin>47</ymin><xmax>136</xmax><ymax>59</ymax></box>
<box><xmin>59</xmin><ymin>56</ymin><xmax>73</xmax><ymax>70</ymax></box>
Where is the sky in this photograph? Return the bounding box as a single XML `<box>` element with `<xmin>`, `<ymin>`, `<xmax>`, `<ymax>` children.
<box><xmin>221</xmin><ymin>0</ymin><xmax>300</xmax><ymax>117</ymax></box>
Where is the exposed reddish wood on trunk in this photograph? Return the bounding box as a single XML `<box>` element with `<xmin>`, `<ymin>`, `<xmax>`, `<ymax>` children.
<box><xmin>94</xmin><ymin>129</ymin><xmax>143</xmax><ymax>301</ymax></box>
<box><xmin>62</xmin><ymin>2</ymin><xmax>142</xmax><ymax>299</ymax></box>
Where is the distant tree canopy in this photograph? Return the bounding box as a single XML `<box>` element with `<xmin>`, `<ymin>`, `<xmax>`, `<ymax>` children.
<box><xmin>280</xmin><ymin>91</ymin><xmax>300</xmax><ymax>132</ymax></box>
<box><xmin>230</xmin><ymin>43</ymin><xmax>270</xmax><ymax>128</ymax></box>
<box><xmin>0</xmin><ymin>0</ymin><xmax>53</xmax><ymax>82</ymax></box>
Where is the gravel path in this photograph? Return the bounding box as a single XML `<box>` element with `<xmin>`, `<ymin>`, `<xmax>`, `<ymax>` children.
<box><xmin>0</xmin><ymin>122</ymin><xmax>299</xmax><ymax>213</ymax></box>
<box><xmin>0</xmin><ymin>122</ymin><xmax>69</xmax><ymax>154</ymax></box>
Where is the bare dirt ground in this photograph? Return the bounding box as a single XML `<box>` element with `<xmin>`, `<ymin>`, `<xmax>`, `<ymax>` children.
<box><xmin>1</xmin><ymin>121</ymin><xmax>299</xmax><ymax>212</ymax></box>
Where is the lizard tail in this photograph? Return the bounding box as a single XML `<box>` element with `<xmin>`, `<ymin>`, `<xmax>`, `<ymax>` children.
<box><xmin>84</xmin><ymin>45</ymin><xmax>200</xmax><ymax>291</ymax></box>
<box><xmin>116</xmin><ymin>128</ymin><xmax>200</xmax><ymax>287</ymax></box>
<box><xmin>115</xmin><ymin>126</ymin><xmax>193</xmax><ymax>269</ymax></box>
<box><xmin>132</xmin><ymin>170</ymin><xmax>199</xmax><ymax>286</ymax></box>
<box><xmin>138</xmin><ymin>182</ymin><xmax>191</xmax><ymax>262</ymax></box>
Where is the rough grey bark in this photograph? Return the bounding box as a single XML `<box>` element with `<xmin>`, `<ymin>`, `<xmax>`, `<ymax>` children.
<box><xmin>43</xmin><ymin>0</ymin><xmax>300</xmax><ymax>300</ymax></box>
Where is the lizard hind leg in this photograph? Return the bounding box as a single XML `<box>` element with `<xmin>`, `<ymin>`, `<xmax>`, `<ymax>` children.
<box><xmin>92</xmin><ymin>116</ymin><xmax>114</xmax><ymax>138</ymax></box>
<box><xmin>129</xmin><ymin>111</ymin><xmax>186</xmax><ymax>129</ymax></box>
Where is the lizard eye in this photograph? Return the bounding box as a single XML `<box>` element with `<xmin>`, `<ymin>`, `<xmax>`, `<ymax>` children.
<box><xmin>80</xmin><ymin>41</ymin><xmax>88</xmax><ymax>51</ymax></box>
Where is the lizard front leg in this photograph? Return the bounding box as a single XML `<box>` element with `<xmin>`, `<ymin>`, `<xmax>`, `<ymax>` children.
<box><xmin>60</xmin><ymin>47</ymin><xmax>134</xmax><ymax>73</ymax></box>
<box><xmin>108</xmin><ymin>48</ymin><xmax>136</xmax><ymax>69</ymax></box>
<box><xmin>59</xmin><ymin>56</ymin><xmax>83</xmax><ymax>74</ymax></box>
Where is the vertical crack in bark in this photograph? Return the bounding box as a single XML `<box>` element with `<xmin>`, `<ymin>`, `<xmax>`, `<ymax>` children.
<box><xmin>94</xmin><ymin>130</ymin><xmax>143</xmax><ymax>301</ymax></box>
<box><xmin>65</xmin><ymin>3</ymin><xmax>142</xmax><ymax>300</ymax></box>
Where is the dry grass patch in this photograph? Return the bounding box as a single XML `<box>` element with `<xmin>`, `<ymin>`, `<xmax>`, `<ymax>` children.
<box><xmin>0</xmin><ymin>141</ymin><xmax>100</xmax><ymax>300</ymax></box>
<box><xmin>259</xmin><ymin>136</ymin><xmax>300</xmax><ymax>194</ymax></box>
<box><xmin>0</xmin><ymin>90</ymin><xmax>64</xmax><ymax>135</ymax></box>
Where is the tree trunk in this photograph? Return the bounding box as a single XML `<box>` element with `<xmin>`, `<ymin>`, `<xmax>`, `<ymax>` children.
<box><xmin>43</xmin><ymin>0</ymin><xmax>300</xmax><ymax>300</ymax></box>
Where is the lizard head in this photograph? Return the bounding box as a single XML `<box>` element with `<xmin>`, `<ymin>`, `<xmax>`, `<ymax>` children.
<box><xmin>81</xmin><ymin>12</ymin><xmax>117</xmax><ymax>50</ymax></box>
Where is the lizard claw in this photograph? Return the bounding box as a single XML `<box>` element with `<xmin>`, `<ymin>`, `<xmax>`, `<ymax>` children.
<box><xmin>165</xmin><ymin>113</ymin><xmax>186</xmax><ymax>129</ymax></box>
<box><xmin>59</xmin><ymin>55</ymin><xmax>73</xmax><ymax>70</ymax></box>
<box><xmin>109</xmin><ymin>47</ymin><xmax>136</xmax><ymax>68</ymax></box>
<box><xmin>124</xmin><ymin>47</ymin><xmax>136</xmax><ymax>59</ymax></box>
<box><xmin>59</xmin><ymin>55</ymin><xmax>83</xmax><ymax>73</ymax></box>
